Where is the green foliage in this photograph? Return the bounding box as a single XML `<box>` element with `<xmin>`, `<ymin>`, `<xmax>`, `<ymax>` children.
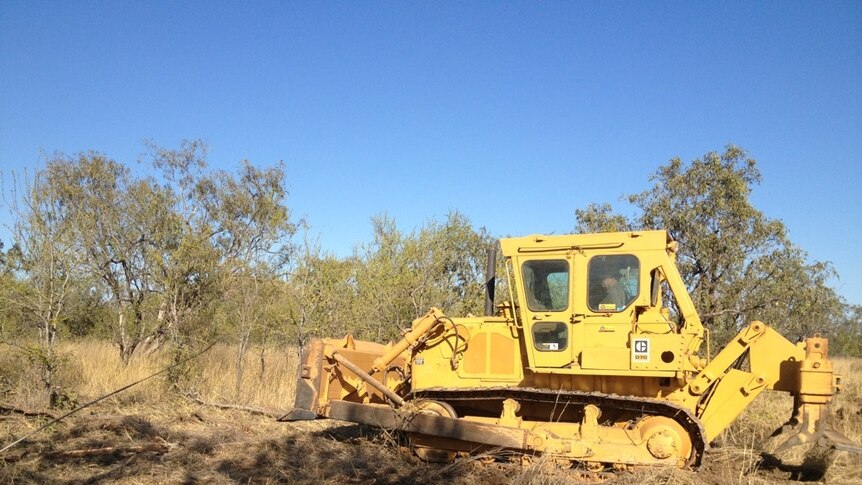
<box><xmin>31</xmin><ymin>152</ymin><xmax>180</xmax><ymax>360</ymax></box>
<box><xmin>286</xmin><ymin>237</ymin><xmax>359</xmax><ymax>349</ymax></box>
<box><xmin>0</xmin><ymin>162</ymin><xmax>89</xmax><ymax>406</ymax></box>
<box><xmin>575</xmin><ymin>203</ymin><xmax>632</xmax><ymax>233</ymax></box>
<box><xmin>830</xmin><ymin>305</ymin><xmax>862</xmax><ymax>357</ymax></box>
<box><xmin>575</xmin><ymin>145</ymin><xmax>857</xmax><ymax>352</ymax></box>
<box><xmin>283</xmin><ymin>211</ymin><xmax>493</xmax><ymax>344</ymax></box>
<box><xmin>353</xmin><ymin>212</ymin><xmax>491</xmax><ymax>341</ymax></box>
<box><xmin>4</xmin><ymin>141</ymin><xmax>298</xmax><ymax>368</ymax></box>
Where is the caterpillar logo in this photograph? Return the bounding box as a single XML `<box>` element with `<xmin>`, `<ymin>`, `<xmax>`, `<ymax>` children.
<box><xmin>632</xmin><ymin>338</ymin><xmax>650</xmax><ymax>363</ymax></box>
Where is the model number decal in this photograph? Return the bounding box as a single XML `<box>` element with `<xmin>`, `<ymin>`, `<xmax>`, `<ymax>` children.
<box><xmin>632</xmin><ymin>338</ymin><xmax>650</xmax><ymax>363</ymax></box>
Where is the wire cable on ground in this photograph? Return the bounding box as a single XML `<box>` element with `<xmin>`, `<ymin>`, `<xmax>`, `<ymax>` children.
<box><xmin>0</xmin><ymin>342</ymin><xmax>215</xmax><ymax>455</ymax></box>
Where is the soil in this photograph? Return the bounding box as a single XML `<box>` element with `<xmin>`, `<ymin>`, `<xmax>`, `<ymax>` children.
<box><xmin>1</xmin><ymin>403</ymin><xmax>859</xmax><ymax>484</ymax></box>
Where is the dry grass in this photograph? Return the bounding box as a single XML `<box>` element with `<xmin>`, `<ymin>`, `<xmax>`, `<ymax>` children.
<box><xmin>1</xmin><ymin>341</ymin><xmax>861</xmax><ymax>484</ymax></box>
<box><xmin>193</xmin><ymin>343</ymin><xmax>299</xmax><ymax>408</ymax></box>
<box><xmin>0</xmin><ymin>341</ymin><xmax>299</xmax><ymax>411</ymax></box>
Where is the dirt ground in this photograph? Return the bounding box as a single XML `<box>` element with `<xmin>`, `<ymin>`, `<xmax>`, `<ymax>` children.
<box><xmin>2</xmin><ymin>401</ymin><xmax>860</xmax><ymax>485</ymax></box>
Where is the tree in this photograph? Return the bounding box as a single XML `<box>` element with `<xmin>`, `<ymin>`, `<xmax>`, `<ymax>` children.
<box><xmin>575</xmin><ymin>203</ymin><xmax>632</xmax><ymax>234</ymax></box>
<box><xmin>282</xmin><ymin>212</ymin><xmax>491</xmax><ymax>346</ymax></box>
<box><xmin>286</xmin><ymin>233</ymin><xmax>359</xmax><ymax>351</ymax></box>
<box><xmin>187</xmin><ymin>155</ymin><xmax>298</xmax><ymax>391</ymax></box>
<box><xmin>33</xmin><ymin>152</ymin><xmax>181</xmax><ymax>362</ymax></box>
<box><xmin>1</xmin><ymin>169</ymin><xmax>86</xmax><ymax>407</ymax></box>
<box><xmin>216</xmin><ymin>271</ymin><xmax>286</xmax><ymax>400</ymax></box>
<box><xmin>15</xmin><ymin>141</ymin><xmax>298</xmax><ymax>365</ymax></box>
<box><xmin>830</xmin><ymin>305</ymin><xmax>862</xmax><ymax>357</ymax></box>
<box><xmin>576</xmin><ymin>145</ymin><xmax>848</xmax><ymax>346</ymax></box>
<box><xmin>353</xmin><ymin>212</ymin><xmax>491</xmax><ymax>341</ymax></box>
<box><xmin>409</xmin><ymin>212</ymin><xmax>492</xmax><ymax>318</ymax></box>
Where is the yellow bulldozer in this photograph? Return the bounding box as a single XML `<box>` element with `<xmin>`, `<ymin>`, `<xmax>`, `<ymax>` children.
<box><xmin>284</xmin><ymin>230</ymin><xmax>860</xmax><ymax>476</ymax></box>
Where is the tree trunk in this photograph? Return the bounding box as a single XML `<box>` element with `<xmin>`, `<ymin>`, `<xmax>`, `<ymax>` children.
<box><xmin>117</xmin><ymin>308</ymin><xmax>129</xmax><ymax>363</ymax></box>
<box><xmin>140</xmin><ymin>300</ymin><xmax>169</xmax><ymax>356</ymax></box>
<box><xmin>235</xmin><ymin>330</ymin><xmax>250</xmax><ymax>401</ymax></box>
<box><xmin>43</xmin><ymin>319</ymin><xmax>54</xmax><ymax>404</ymax></box>
<box><xmin>258</xmin><ymin>346</ymin><xmax>267</xmax><ymax>381</ymax></box>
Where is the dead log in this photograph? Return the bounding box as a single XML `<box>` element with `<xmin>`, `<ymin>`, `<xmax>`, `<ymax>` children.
<box><xmin>186</xmin><ymin>396</ymin><xmax>282</xmax><ymax>418</ymax></box>
<box><xmin>46</xmin><ymin>443</ymin><xmax>173</xmax><ymax>458</ymax></box>
<box><xmin>0</xmin><ymin>403</ymin><xmax>62</xmax><ymax>420</ymax></box>
<box><xmin>2</xmin><ymin>443</ymin><xmax>174</xmax><ymax>463</ymax></box>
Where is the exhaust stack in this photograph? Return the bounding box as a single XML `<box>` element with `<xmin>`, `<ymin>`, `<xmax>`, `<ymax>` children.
<box><xmin>484</xmin><ymin>245</ymin><xmax>496</xmax><ymax>316</ymax></box>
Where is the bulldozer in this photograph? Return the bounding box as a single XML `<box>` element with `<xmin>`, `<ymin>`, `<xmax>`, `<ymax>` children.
<box><xmin>284</xmin><ymin>230</ymin><xmax>861</xmax><ymax>476</ymax></box>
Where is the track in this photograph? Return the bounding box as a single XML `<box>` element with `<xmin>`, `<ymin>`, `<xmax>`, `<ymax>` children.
<box><xmin>409</xmin><ymin>386</ymin><xmax>708</xmax><ymax>468</ymax></box>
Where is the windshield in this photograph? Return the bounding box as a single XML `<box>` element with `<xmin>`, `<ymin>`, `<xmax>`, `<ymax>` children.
<box><xmin>588</xmin><ymin>254</ymin><xmax>639</xmax><ymax>312</ymax></box>
<box><xmin>522</xmin><ymin>259</ymin><xmax>569</xmax><ymax>311</ymax></box>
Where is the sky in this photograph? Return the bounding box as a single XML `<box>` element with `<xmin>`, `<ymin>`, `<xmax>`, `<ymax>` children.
<box><xmin>1</xmin><ymin>2</ymin><xmax>860</xmax><ymax>304</ymax></box>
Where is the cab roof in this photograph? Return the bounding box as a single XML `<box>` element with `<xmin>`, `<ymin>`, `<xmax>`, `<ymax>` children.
<box><xmin>499</xmin><ymin>230</ymin><xmax>673</xmax><ymax>257</ymax></box>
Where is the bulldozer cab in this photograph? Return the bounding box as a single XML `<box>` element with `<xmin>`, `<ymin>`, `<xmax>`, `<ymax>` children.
<box><xmin>501</xmin><ymin>230</ymin><xmax>704</xmax><ymax>372</ymax></box>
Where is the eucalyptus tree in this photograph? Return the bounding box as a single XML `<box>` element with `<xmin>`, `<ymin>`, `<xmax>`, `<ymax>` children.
<box><xmin>575</xmin><ymin>145</ymin><xmax>845</xmax><ymax>346</ymax></box>
<box><xmin>831</xmin><ymin>304</ymin><xmax>862</xmax><ymax>357</ymax></box>
<box><xmin>353</xmin><ymin>212</ymin><xmax>491</xmax><ymax>341</ymax></box>
<box><xmin>190</xmin><ymin>158</ymin><xmax>298</xmax><ymax>386</ymax></box>
<box><xmin>286</xmin><ymin>234</ymin><xmax>359</xmax><ymax>351</ymax></box>
<box><xmin>31</xmin><ymin>153</ymin><xmax>181</xmax><ymax>362</ymax></box>
<box><xmin>2</xmin><ymin>168</ymin><xmax>86</xmax><ymax>406</ymax></box>
<box><xmin>18</xmin><ymin>141</ymin><xmax>298</xmax><ymax>365</ymax></box>
<box><xmin>353</xmin><ymin>215</ymin><xmax>413</xmax><ymax>341</ymax></box>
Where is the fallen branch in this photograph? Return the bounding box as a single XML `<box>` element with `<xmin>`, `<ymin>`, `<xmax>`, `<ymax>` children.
<box><xmin>46</xmin><ymin>443</ymin><xmax>173</xmax><ymax>459</ymax></box>
<box><xmin>0</xmin><ymin>452</ymin><xmax>25</xmax><ymax>463</ymax></box>
<box><xmin>186</xmin><ymin>396</ymin><xmax>282</xmax><ymax>418</ymax></box>
<box><xmin>0</xmin><ymin>403</ymin><xmax>62</xmax><ymax>420</ymax></box>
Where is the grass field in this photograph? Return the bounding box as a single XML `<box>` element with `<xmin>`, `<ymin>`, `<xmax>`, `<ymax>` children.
<box><xmin>1</xmin><ymin>342</ymin><xmax>861</xmax><ymax>484</ymax></box>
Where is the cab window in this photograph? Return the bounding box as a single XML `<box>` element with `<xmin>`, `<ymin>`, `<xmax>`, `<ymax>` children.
<box><xmin>532</xmin><ymin>322</ymin><xmax>568</xmax><ymax>352</ymax></box>
<box><xmin>522</xmin><ymin>260</ymin><xmax>569</xmax><ymax>312</ymax></box>
<box><xmin>588</xmin><ymin>255</ymin><xmax>639</xmax><ymax>312</ymax></box>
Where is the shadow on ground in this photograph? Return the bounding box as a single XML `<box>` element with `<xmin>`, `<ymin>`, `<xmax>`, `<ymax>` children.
<box><xmin>5</xmin><ymin>408</ymin><xmax>859</xmax><ymax>484</ymax></box>
<box><xmin>1</xmin><ymin>411</ymin><xmax>499</xmax><ymax>484</ymax></box>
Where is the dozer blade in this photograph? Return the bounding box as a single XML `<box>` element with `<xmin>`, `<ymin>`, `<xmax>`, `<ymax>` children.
<box><xmin>281</xmin><ymin>335</ymin><xmax>413</xmax><ymax>422</ymax></box>
<box><xmin>282</xmin><ymin>310</ymin><xmax>445</xmax><ymax>422</ymax></box>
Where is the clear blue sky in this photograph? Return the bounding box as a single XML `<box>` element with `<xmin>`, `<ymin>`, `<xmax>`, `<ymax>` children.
<box><xmin>1</xmin><ymin>2</ymin><xmax>860</xmax><ymax>304</ymax></box>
